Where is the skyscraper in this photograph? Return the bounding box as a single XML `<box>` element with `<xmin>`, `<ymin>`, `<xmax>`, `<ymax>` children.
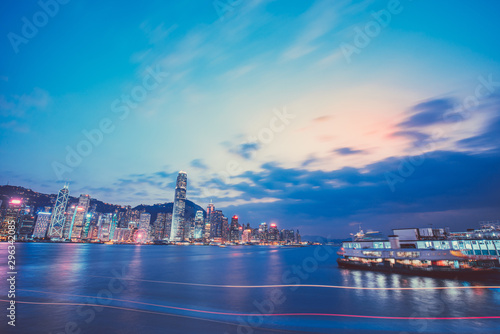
<box><xmin>153</xmin><ymin>213</ymin><xmax>166</xmax><ymax>241</ymax></box>
<box><xmin>98</xmin><ymin>213</ymin><xmax>113</xmax><ymax>241</ymax></box>
<box><xmin>194</xmin><ymin>210</ymin><xmax>204</xmax><ymax>239</ymax></box>
<box><xmin>163</xmin><ymin>213</ymin><xmax>172</xmax><ymax>241</ymax></box>
<box><xmin>32</xmin><ymin>212</ymin><xmax>52</xmax><ymax>239</ymax></box>
<box><xmin>268</xmin><ymin>223</ymin><xmax>279</xmax><ymax>242</ymax></box>
<box><xmin>0</xmin><ymin>199</ymin><xmax>23</xmax><ymax>241</ymax></box>
<box><xmin>210</xmin><ymin>209</ymin><xmax>225</xmax><ymax>242</ymax></box>
<box><xmin>205</xmin><ymin>200</ymin><xmax>215</xmax><ymax>240</ymax></box>
<box><xmin>48</xmin><ymin>184</ymin><xmax>69</xmax><ymax>240</ymax></box>
<box><xmin>259</xmin><ymin>222</ymin><xmax>268</xmax><ymax>242</ymax></box>
<box><xmin>139</xmin><ymin>213</ymin><xmax>151</xmax><ymax>230</ymax></box>
<box><xmin>222</xmin><ymin>216</ymin><xmax>229</xmax><ymax>241</ymax></box>
<box><xmin>170</xmin><ymin>171</ymin><xmax>187</xmax><ymax>242</ymax></box>
<box><xmin>229</xmin><ymin>215</ymin><xmax>240</xmax><ymax>242</ymax></box>
<box><xmin>63</xmin><ymin>204</ymin><xmax>77</xmax><ymax>239</ymax></box>
<box><xmin>17</xmin><ymin>214</ymin><xmax>36</xmax><ymax>240</ymax></box>
<box><xmin>70</xmin><ymin>194</ymin><xmax>91</xmax><ymax>241</ymax></box>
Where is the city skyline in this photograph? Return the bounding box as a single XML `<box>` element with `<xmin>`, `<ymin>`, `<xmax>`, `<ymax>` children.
<box><xmin>2</xmin><ymin>2</ymin><xmax>500</xmax><ymax>333</ymax></box>
<box><xmin>0</xmin><ymin>180</ymin><xmax>303</xmax><ymax>244</ymax></box>
<box><xmin>1</xmin><ymin>1</ymin><xmax>500</xmax><ymax>237</ymax></box>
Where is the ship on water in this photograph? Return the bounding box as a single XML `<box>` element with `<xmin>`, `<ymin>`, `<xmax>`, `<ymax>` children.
<box><xmin>337</xmin><ymin>222</ymin><xmax>500</xmax><ymax>277</ymax></box>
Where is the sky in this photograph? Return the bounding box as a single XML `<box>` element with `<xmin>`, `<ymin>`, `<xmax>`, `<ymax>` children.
<box><xmin>1</xmin><ymin>0</ymin><xmax>500</xmax><ymax>237</ymax></box>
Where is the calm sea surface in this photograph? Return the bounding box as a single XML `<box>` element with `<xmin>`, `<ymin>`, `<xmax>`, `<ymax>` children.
<box><xmin>1</xmin><ymin>243</ymin><xmax>499</xmax><ymax>334</ymax></box>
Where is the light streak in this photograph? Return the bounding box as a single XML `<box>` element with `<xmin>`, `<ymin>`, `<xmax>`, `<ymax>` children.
<box><xmin>87</xmin><ymin>276</ymin><xmax>500</xmax><ymax>290</ymax></box>
<box><xmin>1</xmin><ymin>299</ymin><xmax>499</xmax><ymax>320</ymax></box>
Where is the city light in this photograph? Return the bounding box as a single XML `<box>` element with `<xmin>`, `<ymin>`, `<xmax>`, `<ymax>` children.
<box><xmin>10</xmin><ymin>199</ymin><xmax>21</xmax><ymax>205</ymax></box>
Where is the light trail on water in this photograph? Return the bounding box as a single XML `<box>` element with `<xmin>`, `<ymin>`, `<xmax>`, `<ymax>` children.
<box><xmin>3</xmin><ymin>294</ymin><xmax>500</xmax><ymax>321</ymax></box>
<box><xmin>87</xmin><ymin>275</ymin><xmax>500</xmax><ymax>290</ymax></box>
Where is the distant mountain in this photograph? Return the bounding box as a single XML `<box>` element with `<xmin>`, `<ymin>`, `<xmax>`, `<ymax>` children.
<box><xmin>0</xmin><ymin>185</ymin><xmax>205</xmax><ymax>221</ymax></box>
<box><xmin>0</xmin><ymin>185</ymin><xmax>57</xmax><ymax>209</ymax></box>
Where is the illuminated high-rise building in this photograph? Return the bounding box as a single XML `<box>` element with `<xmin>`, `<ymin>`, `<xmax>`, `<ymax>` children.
<box><xmin>170</xmin><ymin>171</ymin><xmax>187</xmax><ymax>242</ymax></box>
<box><xmin>82</xmin><ymin>212</ymin><xmax>93</xmax><ymax>240</ymax></box>
<box><xmin>98</xmin><ymin>213</ymin><xmax>113</xmax><ymax>241</ymax></box>
<box><xmin>0</xmin><ymin>199</ymin><xmax>23</xmax><ymax>240</ymax></box>
<box><xmin>63</xmin><ymin>204</ymin><xmax>77</xmax><ymax>239</ymax></box>
<box><xmin>153</xmin><ymin>213</ymin><xmax>167</xmax><ymax>241</ymax></box>
<box><xmin>205</xmin><ymin>200</ymin><xmax>215</xmax><ymax>240</ymax></box>
<box><xmin>139</xmin><ymin>213</ymin><xmax>151</xmax><ymax>230</ymax></box>
<box><xmin>109</xmin><ymin>213</ymin><xmax>118</xmax><ymax>241</ymax></box>
<box><xmin>165</xmin><ymin>213</ymin><xmax>172</xmax><ymax>239</ymax></box>
<box><xmin>281</xmin><ymin>229</ymin><xmax>295</xmax><ymax>243</ymax></box>
<box><xmin>17</xmin><ymin>214</ymin><xmax>36</xmax><ymax>240</ymax></box>
<box><xmin>242</xmin><ymin>229</ymin><xmax>252</xmax><ymax>243</ymax></box>
<box><xmin>48</xmin><ymin>184</ymin><xmax>70</xmax><ymax>240</ymax></box>
<box><xmin>70</xmin><ymin>194</ymin><xmax>91</xmax><ymax>241</ymax></box>
<box><xmin>259</xmin><ymin>222</ymin><xmax>268</xmax><ymax>242</ymax></box>
<box><xmin>33</xmin><ymin>212</ymin><xmax>52</xmax><ymax>239</ymax></box>
<box><xmin>268</xmin><ymin>223</ymin><xmax>279</xmax><ymax>242</ymax></box>
<box><xmin>229</xmin><ymin>215</ymin><xmax>240</xmax><ymax>242</ymax></box>
<box><xmin>209</xmin><ymin>210</ymin><xmax>227</xmax><ymax>241</ymax></box>
<box><xmin>194</xmin><ymin>210</ymin><xmax>204</xmax><ymax>239</ymax></box>
<box><xmin>222</xmin><ymin>216</ymin><xmax>229</xmax><ymax>241</ymax></box>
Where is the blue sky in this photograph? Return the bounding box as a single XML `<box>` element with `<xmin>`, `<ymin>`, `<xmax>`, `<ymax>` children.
<box><xmin>1</xmin><ymin>0</ymin><xmax>500</xmax><ymax>237</ymax></box>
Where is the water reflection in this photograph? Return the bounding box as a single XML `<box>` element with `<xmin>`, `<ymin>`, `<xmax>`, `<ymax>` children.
<box><xmin>2</xmin><ymin>243</ymin><xmax>499</xmax><ymax>334</ymax></box>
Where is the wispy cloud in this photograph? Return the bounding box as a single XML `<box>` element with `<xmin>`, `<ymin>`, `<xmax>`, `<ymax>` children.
<box><xmin>334</xmin><ymin>147</ymin><xmax>365</xmax><ymax>155</ymax></box>
<box><xmin>0</xmin><ymin>87</ymin><xmax>51</xmax><ymax>118</ymax></box>
<box><xmin>282</xmin><ymin>0</ymin><xmax>339</xmax><ymax>61</ymax></box>
<box><xmin>0</xmin><ymin>87</ymin><xmax>51</xmax><ymax>132</ymax></box>
<box><xmin>398</xmin><ymin>98</ymin><xmax>458</xmax><ymax>128</ymax></box>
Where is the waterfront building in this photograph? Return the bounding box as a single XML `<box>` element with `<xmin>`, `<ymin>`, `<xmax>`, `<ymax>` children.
<box><xmin>194</xmin><ymin>210</ymin><xmax>204</xmax><ymax>240</ymax></box>
<box><xmin>205</xmin><ymin>201</ymin><xmax>215</xmax><ymax>240</ymax></box>
<box><xmin>83</xmin><ymin>211</ymin><xmax>98</xmax><ymax>240</ymax></box>
<box><xmin>88</xmin><ymin>224</ymin><xmax>99</xmax><ymax>241</ymax></box>
<box><xmin>152</xmin><ymin>213</ymin><xmax>166</xmax><ymax>241</ymax></box>
<box><xmin>268</xmin><ymin>223</ymin><xmax>279</xmax><ymax>242</ymax></box>
<box><xmin>163</xmin><ymin>213</ymin><xmax>172</xmax><ymax>241</ymax></box>
<box><xmin>82</xmin><ymin>212</ymin><xmax>93</xmax><ymax>239</ymax></box>
<box><xmin>242</xmin><ymin>228</ymin><xmax>252</xmax><ymax>243</ymax></box>
<box><xmin>48</xmin><ymin>184</ymin><xmax>69</xmax><ymax>240</ymax></box>
<box><xmin>113</xmin><ymin>227</ymin><xmax>131</xmax><ymax>242</ymax></box>
<box><xmin>229</xmin><ymin>215</ymin><xmax>240</xmax><ymax>242</ymax></box>
<box><xmin>17</xmin><ymin>214</ymin><xmax>36</xmax><ymax>240</ymax></box>
<box><xmin>210</xmin><ymin>209</ymin><xmax>224</xmax><ymax>240</ymax></box>
<box><xmin>33</xmin><ymin>212</ymin><xmax>52</xmax><ymax>239</ymax></box>
<box><xmin>98</xmin><ymin>213</ymin><xmax>113</xmax><ymax>241</ymax></box>
<box><xmin>109</xmin><ymin>213</ymin><xmax>118</xmax><ymax>241</ymax></box>
<box><xmin>62</xmin><ymin>205</ymin><xmax>77</xmax><ymax>239</ymax></box>
<box><xmin>170</xmin><ymin>171</ymin><xmax>187</xmax><ymax>242</ymax></box>
<box><xmin>70</xmin><ymin>194</ymin><xmax>91</xmax><ymax>241</ymax></box>
<box><xmin>259</xmin><ymin>222</ymin><xmax>268</xmax><ymax>242</ymax></box>
<box><xmin>222</xmin><ymin>216</ymin><xmax>228</xmax><ymax>241</ymax></box>
<box><xmin>280</xmin><ymin>229</ymin><xmax>295</xmax><ymax>243</ymax></box>
<box><xmin>0</xmin><ymin>199</ymin><xmax>23</xmax><ymax>240</ymax></box>
<box><xmin>139</xmin><ymin>213</ymin><xmax>151</xmax><ymax>230</ymax></box>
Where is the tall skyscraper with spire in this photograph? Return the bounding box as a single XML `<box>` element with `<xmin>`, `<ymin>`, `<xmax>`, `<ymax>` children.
<box><xmin>170</xmin><ymin>171</ymin><xmax>187</xmax><ymax>242</ymax></box>
<box><xmin>48</xmin><ymin>184</ymin><xmax>70</xmax><ymax>240</ymax></box>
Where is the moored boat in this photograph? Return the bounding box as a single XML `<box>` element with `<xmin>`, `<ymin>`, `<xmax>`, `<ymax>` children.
<box><xmin>337</xmin><ymin>223</ymin><xmax>500</xmax><ymax>277</ymax></box>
